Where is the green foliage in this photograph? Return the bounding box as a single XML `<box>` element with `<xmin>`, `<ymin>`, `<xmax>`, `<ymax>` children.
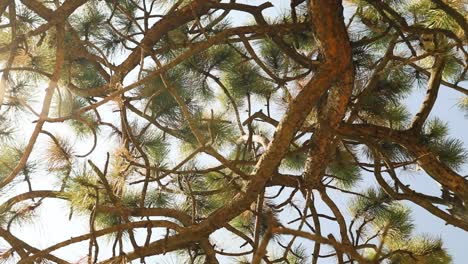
<box><xmin>287</xmin><ymin>244</ymin><xmax>308</xmax><ymax>264</ymax></box>
<box><xmin>282</xmin><ymin>23</ymin><xmax>315</xmax><ymax>51</ymax></box>
<box><xmin>458</xmin><ymin>96</ymin><xmax>468</xmax><ymax>117</ymax></box>
<box><xmin>363</xmin><ymin>141</ymin><xmax>411</xmax><ymax>163</ymax></box>
<box><xmin>183</xmin><ymin>44</ymin><xmax>237</xmax><ymax>97</ymax></box>
<box><xmin>201</xmin><ymin>45</ymin><xmax>238</xmax><ymax>72</ymax></box>
<box><xmin>0</xmin><ymin>1</ymin><xmax>465</xmax><ymax>262</ymax></box>
<box><xmin>120</xmin><ymin>191</ymin><xmax>140</xmax><ymax>208</ymax></box>
<box><xmin>428</xmin><ymin>137</ymin><xmax>467</xmax><ymax>170</ymax></box>
<box><xmin>327</xmin><ymin>146</ymin><xmax>361</xmax><ymax>189</ymax></box>
<box><xmin>260</xmin><ymin>39</ymin><xmax>288</xmax><ymax>75</ymax></box>
<box><xmin>113</xmin><ymin>0</ymin><xmax>139</xmax><ymax>32</ymax></box>
<box><xmin>223</xmin><ymin>53</ymin><xmax>274</xmax><ymax>101</ymax></box>
<box><xmin>373</xmin><ymin>203</ymin><xmax>414</xmax><ymax>241</ymax></box>
<box><xmin>98</xmin><ymin>28</ymin><xmax>127</xmax><ymax>56</ymax></box>
<box><xmin>0</xmin><ymin>144</ymin><xmax>34</xmax><ymax>182</ymax></box>
<box><xmin>2</xmin><ymin>79</ymin><xmax>36</xmax><ymax>113</ymax></box>
<box><xmin>349</xmin><ymin>187</ymin><xmax>452</xmax><ymax>263</ymax></box>
<box><xmin>0</xmin><ymin>114</ymin><xmax>14</xmax><ymax>141</ymax></box>
<box><xmin>384</xmin><ymin>105</ymin><xmax>411</xmax><ymax>129</ymax></box>
<box><xmin>63</xmin><ymin>59</ymin><xmax>107</xmax><ymax>89</ymax></box>
<box><xmin>120</xmin><ymin>187</ymin><xmax>171</xmax><ymax>209</ymax></box>
<box><xmin>64</xmin><ymin>169</ymin><xmax>127</xmax><ymax>230</ymax></box>
<box><xmin>359</xmin><ymin>67</ymin><xmax>413</xmax><ymax>127</ymax></box>
<box><xmin>68</xmin><ymin>113</ymin><xmax>100</xmax><ymax>138</ymax></box>
<box><xmin>146</xmin><ymin>190</ymin><xmax>171</xmax><ymax>208</ymax></box>
<box><xmin>71</xmin><ymin>3</ymin><xmax>106</xmax><ymax>40</ymax></box>
<box><xmin>29</xmin><ymin>43</ymin><xmax>56</xmax><ymax>74</ymax></box>
<box><xmin>15</xmin><ymin>4</ymin><xmax>42</xmax><ymax>33</ymax></box>
<box><xmin>231</xmin><ymin>205</ymin><xmax>278</xmax><ymax>238</ymax></box>
<box><xmin>197</xmin><ymin>113</ymin><xmax>236</xmax><ymax>147</ymax></box>
<box><xmin>422</xmin><ymin>118</ymin><xmax>467</xmax><ymax>170</ymax></box>
<box><xmin>441</xmin><ymin>51</ymin><xmax>465</xmax><ymax>81</ymax></box>
<box><xmin>52</xmin><ymin>90</ymin><xmax>99</xmax><ymax>137</ymax></box>
<box><xmin>354</xmin><ymin>1</ymin><xmax>387</xmax><ymax>32</ymax></box>
<box><xmin>178</xmin><ymin>171</ymin><xmax>237</xmax><ymax>217</ymax></box>
<box><xmin>140</xmin><ymin>129</ymin><xmax>169</xmax><ymax>164</ymax></box>
<box><xmin>138</xmin><ymin>66</ymin><xmax>200</xmax><ymax>125</ymax></box>
<box><xmin>64</xmin><ymin>171</ymin><xmax>100</xmax><ymax>213</ymax></box>
<box><xmin>387</xmin><ymin>235</ymin><xmax>452</xmax><ymax>264</ymax></box>
<box><xmin>352</xmin><ymin>44</ymin><xmax>377</xmax><ymax>71</ymax></box>
<box><xmin>234</xmin><ymin>257</ymin><xmax>251</xmax><ymax>264</ymax></box>
<box><xmin>95</xmin><ymin>211</ymin><xmax>122</xmax><ymax>230</ymax></box>
<box><xmin>406</xmin><ymin>0</ymin><xmax>464</xmax><ymax>36</ymax></box>
<box><xmin>423</xmin><ymin>118</ymin><xmax>449</xmax><ymax>140</ymax></box>
<box><xmin>282</xmin><ymin>152</ymin><xmax>306</xmax><ymax>171</ymax></box>
<box><xmin>350</xmin><ymin>187</ymin><xmax>391</xmax><ymax>218</ymax></box>
<box><xmin>349</xmin><ymin>189</ymin><xmax>451</xmax><ymax>261</ymax></box>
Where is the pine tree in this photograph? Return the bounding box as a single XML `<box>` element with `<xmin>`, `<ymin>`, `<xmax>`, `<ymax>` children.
<box><xmin>0</xmin><ymin>0</ymin><xmax>466</xmax><ymax>263</ymax></box>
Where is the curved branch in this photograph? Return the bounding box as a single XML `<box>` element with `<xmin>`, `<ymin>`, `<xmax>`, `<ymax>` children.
<box><xmin>0</xmin><ymin>24</ymin><xmax>66</xmax><ymax>189</ymax></box>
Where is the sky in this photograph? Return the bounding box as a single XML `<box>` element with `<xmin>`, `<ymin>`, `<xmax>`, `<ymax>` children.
<box><xmin>1</xmin><ymin>0</ymin><xmax>467</xmax><ymax>263</ymax></box>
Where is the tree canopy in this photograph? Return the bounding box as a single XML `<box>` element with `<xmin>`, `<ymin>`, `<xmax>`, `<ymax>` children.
<box><xmin>0</xmin><ymin>0</ymin><xmax>467</xmax><ymax>263</ymax></box>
